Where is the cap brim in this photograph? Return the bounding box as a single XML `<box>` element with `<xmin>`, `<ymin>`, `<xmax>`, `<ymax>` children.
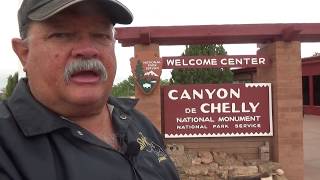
<box><xmin>28</xmin><ymin>0</ymin><xmax>133</xmax><ymax>24</ymax></box>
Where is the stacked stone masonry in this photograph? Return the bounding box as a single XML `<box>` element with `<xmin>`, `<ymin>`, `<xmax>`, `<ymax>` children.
<box><xmin>166</xmin><ymin>144</ymin><xmax>288</xmax><ymax>180</ymax></box>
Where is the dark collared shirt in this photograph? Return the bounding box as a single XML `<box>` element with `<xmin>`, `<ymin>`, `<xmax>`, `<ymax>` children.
<box><xmin>0</xmin><ymin>79</ymin><xmax>179</xmax><ymax>180</ymax></box>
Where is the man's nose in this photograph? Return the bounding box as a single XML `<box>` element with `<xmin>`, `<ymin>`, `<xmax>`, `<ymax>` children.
<box><xmin>71</xmin><ymin>37</ymin><xmax>99</xmax><ymax>59</ymax></box>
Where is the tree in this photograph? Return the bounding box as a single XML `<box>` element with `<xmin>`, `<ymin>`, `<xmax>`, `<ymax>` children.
<box><xmin>0</xmin><ymin>88</ymin><xmax>5</xmax><ymax>100</ymax></box>
<box><xmin>3</xmin><ymin>72</ymin><xmax>19</xmax><ymax>99</ymax></box>
<box><xmin>112</xmin><ymin>76</ymin><xmax>171</xmax><ymax>97</ymax></box>
<box><xmin>170</xmin><ymin>44</ymin><xmax>233</xmax><ymax>84</ymax></box>
<box><xmin>160</xmin><ymin>79</ymin><xmax>170</xmax><ymax>86</ymax></box>
<box><xmin>135</xmin><ymin>60</ymin><xmax>144</xmax><ymax>80</ymax></box>
<box><xmin>112</xmin><ymin>76</ymin><xmax>135</xmax><ymax>97</ymax></box>
<box><xmin>313</xmin><ymin>52</ymin><xmax>320</xmax><ymax>56</ymax></box>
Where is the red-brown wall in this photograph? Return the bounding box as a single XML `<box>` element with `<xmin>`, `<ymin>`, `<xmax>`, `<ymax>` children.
<box><xmin>302</xmin><ymin>56</ymin><xmax>320</xmax><ymax>115</ymax></box>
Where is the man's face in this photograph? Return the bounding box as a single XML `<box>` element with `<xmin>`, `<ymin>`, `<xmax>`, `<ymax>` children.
<box><xmin>17</xmin><ymin>3</ymin><xmax>116</xmax><ymax>112</ymax></box>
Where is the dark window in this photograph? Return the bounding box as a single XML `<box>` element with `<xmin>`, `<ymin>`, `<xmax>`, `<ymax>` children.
<box><xmin>313</xmin><ymin>75</ymin><xmax>320</xmax><ymax>106</ymax></box>
<box><xmin>302</xmin><ymin>76</ymin><xmax>310</xmax><ymax>105</ymax></box>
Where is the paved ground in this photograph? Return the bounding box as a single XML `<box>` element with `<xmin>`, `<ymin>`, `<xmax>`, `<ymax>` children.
<box><xmin>304</xmin><ymin>115</ymin><xmax>320</xmax><ymax>180</ymax></box>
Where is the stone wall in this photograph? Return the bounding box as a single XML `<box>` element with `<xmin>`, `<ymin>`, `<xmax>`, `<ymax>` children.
<box><xmin>166</xmin><ymin>144</ymin><xmax>288</xmax><ymax>180</ymax></box>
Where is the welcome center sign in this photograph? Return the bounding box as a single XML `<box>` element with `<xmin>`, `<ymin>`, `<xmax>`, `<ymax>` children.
<box><xmin>162</xmin><ymin>83</ymin><xmax>272</xmax><ymax>138</ymax></box>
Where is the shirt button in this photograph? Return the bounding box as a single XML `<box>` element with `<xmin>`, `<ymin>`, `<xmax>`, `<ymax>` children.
<box><xmin>77</xmin><ymin>130</ymin><xmax>84</xmax><ymax>136</ymax></box>
<box><xmin>120</xmin><ymin>114</ymin><xmax>127</xmax><ymax>120</ymax></box>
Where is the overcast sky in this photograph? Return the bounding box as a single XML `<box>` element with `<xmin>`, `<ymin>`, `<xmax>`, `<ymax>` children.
<box><xmin>1</xmin><ymin>0</ymin><xmax>320</xmax><ymax>89</ymax></box>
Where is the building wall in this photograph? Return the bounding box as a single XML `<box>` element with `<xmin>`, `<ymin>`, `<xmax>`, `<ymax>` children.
<box><xmin>302</xmin><ymin>56</ymin><xmax>320</xmax><ymax>115</ymax></box>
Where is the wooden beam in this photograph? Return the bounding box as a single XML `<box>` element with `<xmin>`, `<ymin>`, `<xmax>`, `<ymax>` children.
<box><xmin>115</xmin><ymin>23</ymin><xmax>320</xmax><ymax>47</ymax></box>
<box><xmin>139</xmin><ymin>32</ymin><xmax>151</xmax><ymax>45</ymax></box>
<box><xmin>281</xmin><ymin>26</ymin><xmax>301</xmax><ymax>42</ymax></box>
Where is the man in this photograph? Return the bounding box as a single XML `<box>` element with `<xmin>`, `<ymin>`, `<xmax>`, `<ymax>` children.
<box><xmin>0</xmin><ymin>0</ymin><xmax>179</xmax><ymax>179</ymax></box>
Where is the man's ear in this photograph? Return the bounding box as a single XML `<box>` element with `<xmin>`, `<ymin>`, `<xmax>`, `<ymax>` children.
<box><xmin>12</xmin><ymin>38</ymin><xmax>29</xmax><ymax>72</ymax></box>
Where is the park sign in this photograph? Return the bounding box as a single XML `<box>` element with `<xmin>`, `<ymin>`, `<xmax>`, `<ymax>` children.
<box><xmin>162</xmin><ymin>83</ymin><xmax>273</xmax><ymax>138</ymax></box>
<box><xmin>130</xmin><ymin>58</ymin><xmax>163</xmax><ymax>95</ymax></box>
<box><xmin>162</xmin><ymin>55</ymin><xmax>270</xmax><ymax>69</ymax></box>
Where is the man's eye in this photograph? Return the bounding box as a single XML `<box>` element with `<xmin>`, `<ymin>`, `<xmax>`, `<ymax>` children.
<box><xmin>48</xmin><ymin>33</ymin><xmax>73</xmax><ymax>39</ymax></box>
<box><xmin>93</xmin><ymin>33</ymin><xmax>112</xmax><ymax>40</ymax></box>
<box><xmin>92</xmin><ymin>33</ymin><xmax>113</xmax><ymax>45</ymax></box>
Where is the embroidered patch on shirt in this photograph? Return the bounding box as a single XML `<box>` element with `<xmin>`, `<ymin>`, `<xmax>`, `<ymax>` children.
<box><xmin>136</xmin><ymin>132</ymin><xmax>168</xmax><ymax>163</ymax></box>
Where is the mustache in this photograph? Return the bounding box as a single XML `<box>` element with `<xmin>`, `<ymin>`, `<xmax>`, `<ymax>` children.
<box><xmin>64</xmin><ymin>58</ymin><xmax>108</xmax><ymax>83</ymax></box>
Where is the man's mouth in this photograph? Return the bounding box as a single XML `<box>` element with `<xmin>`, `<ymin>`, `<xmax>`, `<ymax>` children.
<box><xmin>70</xmin><ymin>70</ymin><xmax>101</xmax><ymax>84</ymax></box>
<box><xmin>64</xmin><ymin>59</ymin><xmax>108</xmax><ymax>84</ymax></box>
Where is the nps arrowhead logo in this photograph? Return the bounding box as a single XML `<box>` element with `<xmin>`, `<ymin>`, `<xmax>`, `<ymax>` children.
<box><xmin>130</xmin><ymin>58</ymin><xmax>162</xmax><ymax>95</ymax></box>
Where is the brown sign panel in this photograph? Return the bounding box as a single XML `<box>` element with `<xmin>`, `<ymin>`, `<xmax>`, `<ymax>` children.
<box><xmin>162</xmin><ymin>55</ymin><xmax>270</xmax><ymax>69</ymax></box>
<box><xmin>162</xmin><ymin>83</ymin><xmax>273</xmax><ymax>138</ymax></box>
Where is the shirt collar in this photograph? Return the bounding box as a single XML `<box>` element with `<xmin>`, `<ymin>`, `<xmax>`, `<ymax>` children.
<box><xmin>7</xmin><ymin>78</ymin><xmax>139</xmax><ymax>137</ymax></box>
<box><xmin>107</xmin><ymin>96</ymin><xmax>138</xmax><ymax>135</ymax></box>
<box><xmin>7</xmin><ymin>79</ymin><xmax>70</xmax><ymax>137</ymax></box>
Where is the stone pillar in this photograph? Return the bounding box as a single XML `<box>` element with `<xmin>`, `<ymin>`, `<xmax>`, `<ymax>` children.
<box><xmin>133</xmin><ymin>44</ymin><xmax>162</xmax><ymax>131</ymax></box>
<box><xmin>256</xmin><ymin>41</ymin><xmax>304</xmax><ymax>180</ymax></box>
